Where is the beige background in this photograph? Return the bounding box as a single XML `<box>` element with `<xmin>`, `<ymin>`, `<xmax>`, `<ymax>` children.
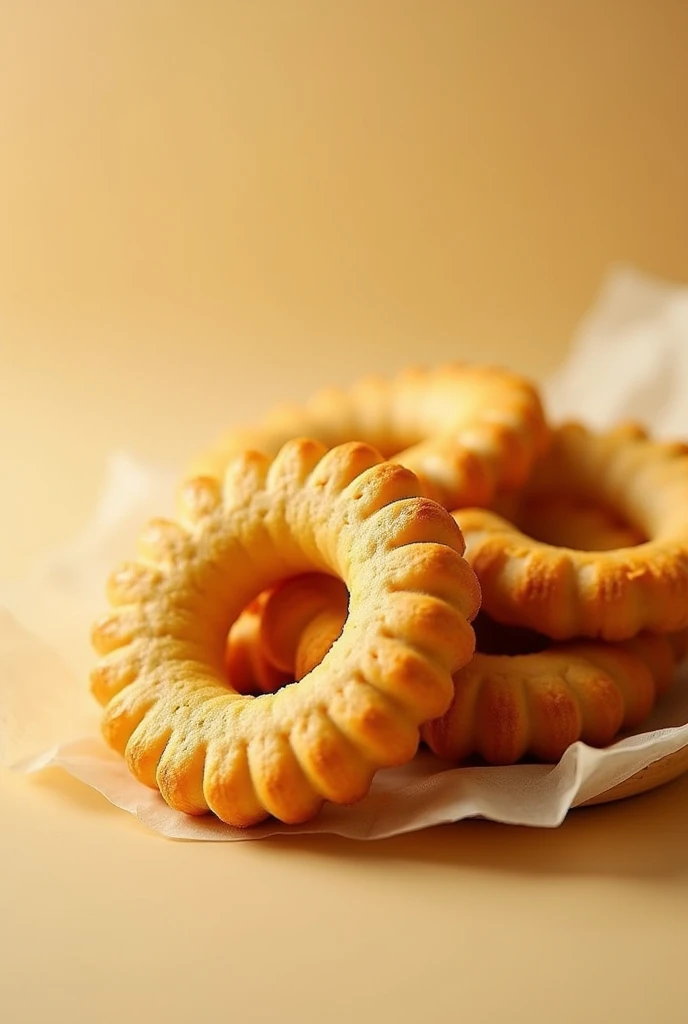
<box><xmin>2</xmin><ymin>3</ymin><xmax>688</xmax><ymax>1022</ymax></box>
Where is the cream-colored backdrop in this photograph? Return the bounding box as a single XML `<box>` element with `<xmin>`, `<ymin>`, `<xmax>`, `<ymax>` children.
<box><xmin>2</xmin><ymin>4</ymin><xmax>688</xmax><ymax>1023</ymax></box>
<box><xmin>3</xmin><ymin>1</ymin><xmax>688</xmax><ymax>571</ymax></box>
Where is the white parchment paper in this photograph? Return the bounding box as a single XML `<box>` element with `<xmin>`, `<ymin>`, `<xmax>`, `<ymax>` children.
<box><xmin>3</xmin><ymin>264</ymin><xmax>688</xmax><ymax>840</ymax></box>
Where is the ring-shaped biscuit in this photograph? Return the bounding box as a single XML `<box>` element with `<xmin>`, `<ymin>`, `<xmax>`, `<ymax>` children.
<box><xmin>248</xmin><ymin>573</ymin><xmax>687</xmax><ymax>768</ymax></box>
<box><xmin>225</xmin><ymin>494</ymin><xmax>646</xmax><ymax>695</ymax></box>
<box><xmin>191</xmin><ymin>364</ymin><xmax>550</xmax><ymax>510</ymax></box>
<box><xmin>233</xmin><ymin>493</ymin><xmax>647</xmax><ymax>686</ymax></box>
<box><xmin>455</xmin><ymin>423</ymin><xmax>688</xmax><ymax>640</ymax></box>
<box><xmin>90</xmin><ymin>439</ymin><xmax>481</xmax><ymax>827</ymax></box>
<box><xmin>422</xmin><ymin>626</ymin><xmax>688</xmax><ymax>765</ymax></box>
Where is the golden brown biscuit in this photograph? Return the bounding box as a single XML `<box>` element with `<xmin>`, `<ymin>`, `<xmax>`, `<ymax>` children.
<box><xmin>90</xmin><ymin>440</ymin><xmax>481</xmax><ymax>827</ymax></box>
<box><xmin>224</xmin><ymin>574</ymin><xmax>348</xmax><ymax>699</ymax></box>
<box><xmin>224</xmin><ymin>592</ymin><xmax>292</xmax><ymax>696</ymax></box>
<box><xmin>191</xmin><ymin>364</ymin><xmax>550</xmax><ymax>509</ymax></box>
<box><xmin>245</xmin><ymin>574</ymin><xmax>686</xmax><ymax>767</ymax></box>
<box><xmin>259</xmin><ymin>573</ymin><xmax>350</xmax><ymax>681</ymax></box>
<box><xmin>259</xmin><ymin>573</ymin><xmax>349</xmax><ymax>675</ymax></box>
<box><xmin>225</xmin><ymin>574</ymin><xmax>348</xmax><ymax>696</ymax></box>
<box><xmin>422</xmin><ymin>626</ymin><xmax>687</xmax><ymax>765</ymax></box>
<box><xmin>455</xmin><ymin>423</ymin><xmax>688</xmax><ymax>640</ymax></box>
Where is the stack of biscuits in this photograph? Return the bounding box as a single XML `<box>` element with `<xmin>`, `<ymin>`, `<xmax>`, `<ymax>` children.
<box><xmin>90</xmin><ymin>365</ymin><xmax>688</xmax><ymax>826</ymax></box>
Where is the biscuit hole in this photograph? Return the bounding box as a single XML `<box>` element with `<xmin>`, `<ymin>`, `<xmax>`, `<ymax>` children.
<box><xmin>224</xmin><ymin>573</ymin><xmax>350</xmax><ymax>696</ymax></box>
<box><xmin>515</xmin><ymin>497</ymin><xmax>647</xmax><ymax>552</ymax></box>
<box><xmin>473</xmin><ymin>613</ymin><xmax>550</xmax><ymax>656</ymax></box>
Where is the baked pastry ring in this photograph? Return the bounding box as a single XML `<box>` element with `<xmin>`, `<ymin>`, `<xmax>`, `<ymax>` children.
<box><xmin>422</xmin><ymin>626</ymin><xmax>688</xmax><ymax>765</ymax></box>
<box><xmin>456</xmin><ymin>423</ymin><xmax>688</xmax><ymax>640</ymax></box>
<box><xmin>191</xmin><ymin>364</ymin><xmax>550</xmax><ymax>509</ymax></box>
<box><xmin>248</xmin><ymin>574</ymin><xmax>687</xmax><ymax>768</ymax></box>
<box><xmin>90</xmin><ymin>439</ymin><xmax>481</xmax><ymax>827</ymax></box>
<box><xmin>229</xmin><ymin>494</ymin><xmax>653</xmax><ymax>684</ymax></box>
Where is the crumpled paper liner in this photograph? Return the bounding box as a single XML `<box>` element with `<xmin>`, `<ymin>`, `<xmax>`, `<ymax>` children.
<box><xmin>3</xmin><ymin>264</ymin><xmax>688</xmax><ymax>839</ymax></box>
